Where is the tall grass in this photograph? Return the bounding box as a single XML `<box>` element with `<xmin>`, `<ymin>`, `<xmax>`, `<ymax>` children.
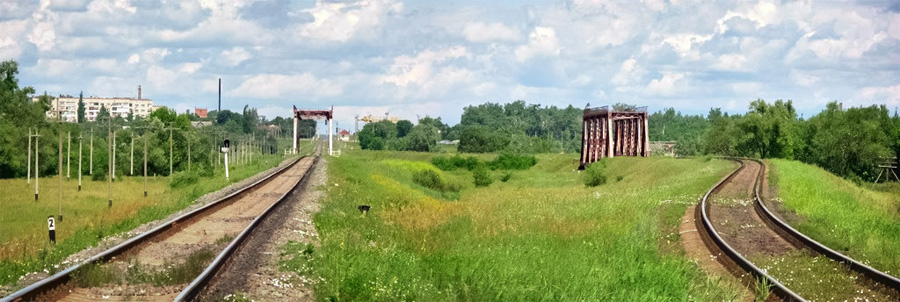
<box><xmin>0</xmin><ymin>146</ymin><xmax>306</xmax><ymax>285</ymax></box>
<box><xmin>768</xmin><ymin>159</ymin><xmax>900</xmax><ymax>275</ymax></box>
<box><xmin>284</xmin><ymin>149</ymin><xmax>738</xmax><ymax>300</ymax></box>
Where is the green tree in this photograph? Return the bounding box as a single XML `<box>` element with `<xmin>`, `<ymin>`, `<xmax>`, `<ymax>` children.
<box><xmin>97</xmin><ymin>104</ymin><xmax>110</xmax><ymax>121</ymax></box>
<box><xmin>396</xmin><ymin>120</ymin><xmax>413</xmax><ymax>138</ymax></box>
<box><xmin>458</xmin><ymin>125</ymin><xmax>510</xmax><ymax>153</ymax></box>
<box><xmin>736</xmin><ymin>99</ymin><xmax>798</xmax><ymax>159</ymax></box>
<box><xmin>77</xmin><ymin>91</ymin><xmax>85</xmax><ymax>123</ymax></box>
<box><xmin>402</xmin><ymin>124</ymin><xmax>440</xmax><ymax>152</ymax></box>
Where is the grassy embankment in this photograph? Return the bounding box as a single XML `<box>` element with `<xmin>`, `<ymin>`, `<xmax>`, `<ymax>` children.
<box><xmin>766</xmin><ymin>159</ymin><xmax>900</xmax><ymax>276</ymax></box>
<box><xmin>280</xmin><ymin>148</ymin><xmax>742</xmax><ymax>301</ymax></box>
<box><xmin>0</xmin><ymin>139</ymin><xmax>314</xmax><ymax>286</ymax></box>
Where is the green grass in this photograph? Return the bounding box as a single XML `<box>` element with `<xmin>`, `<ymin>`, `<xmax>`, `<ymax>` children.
<box><xmin>0</xmin><ymin>140</ymin><xmax>315</xmax><ymax>286</ymax></box>
<box><xmin>282</xmin><ymin>149</ymin><xmax>741</xmax><ymax>301</ymax></box>
<box><xmin>768</xmin><ymin>159</ymin><xmax>900</xmax><ymax>276</ymax></box>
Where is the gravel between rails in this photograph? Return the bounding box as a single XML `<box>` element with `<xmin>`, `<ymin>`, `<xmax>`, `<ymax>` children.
<box><xmin>196</xmin><ymin>156</ymin><xmax>326</xmax><ymax>302</ymax></box>
<box><xmin>0</xmin><ymin>157</ymin><xmax>299</xmax><ymax>297</ymax></box>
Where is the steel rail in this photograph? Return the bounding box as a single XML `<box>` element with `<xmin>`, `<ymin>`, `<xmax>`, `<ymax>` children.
<box><xmin>748</xmin><ymin>158</ymin><xmax>900</xmax><ymax>292</ymax></box>
<box><xmin>175</xmin><ymin>153</ymin><xmax>320</xmax><ymax>301</ymax></box>
<box><xmin>1</xmin><ymin>155</ymin><xmax>307</xmax><ymax>302</ymax></box>
<box><xmin>698</xmin><ymin>159</ymin><xmax>806</xmax><ymax>301</ymax></box>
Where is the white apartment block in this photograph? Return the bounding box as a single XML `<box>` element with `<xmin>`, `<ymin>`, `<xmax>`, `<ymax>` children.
<box><xmin>39</xmin><ymin>96</ymin><xmax>156</xmax><ymax>122</ymax></box>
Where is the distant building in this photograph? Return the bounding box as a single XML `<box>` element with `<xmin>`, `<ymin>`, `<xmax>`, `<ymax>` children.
<box><xmin>339</xmin><ymin>129</ymin><xmax>351</xmax><ymax>141</ymax></box>
<box><xmin>195</xmin><ymin>107</ymin><xmax>208</xmax><ymax>119</ymax></box>
<box><xmin>38</xmin><ymin>95</ymin><xmax>156</xmax><ymax>122</ymax></box>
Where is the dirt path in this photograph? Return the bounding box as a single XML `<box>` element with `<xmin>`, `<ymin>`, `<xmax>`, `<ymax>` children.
<box><xmin>49</xmin><ymin>157</ymin><xmax>316</xmax><ymax>302</ymax></box>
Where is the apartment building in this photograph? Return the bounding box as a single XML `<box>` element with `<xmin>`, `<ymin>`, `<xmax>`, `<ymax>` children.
<box><xmin>41</xmin><ymin>96</ymin><xmax>156</xmax><ymax>122</ymax></box>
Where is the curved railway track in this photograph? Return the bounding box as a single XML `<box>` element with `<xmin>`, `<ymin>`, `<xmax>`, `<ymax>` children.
<box><xmin>696</xmin><ymin>158</ymin><xmax>900</xmax><ymax>301</ymax></box>
<box><xmin>2</xmin><ymin>148</ymin><xmax>320</xmax><ymax>302</ymax></box>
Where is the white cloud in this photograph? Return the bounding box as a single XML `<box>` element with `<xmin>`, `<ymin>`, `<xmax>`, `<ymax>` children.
<box><xmin>231</xmin><ymin>73</ymin><xmax>343</xmax><ymax>99</ymax></box>
<box><xmin>790</xmin><ymin>70</ymin><xmax>818</xmax><ymax>87</ymax></box>
<box><xmin>0</xmin><ymin>20</ymin><xmax>28</xmax><ymax>58</ymax></box>
<box><xmin>611</xmin><ymin>58</ymin><xmax>640</xmax><ymax>85</ymax></box>
<box><xmin>296</xmin><ymin>0</ymin><xmax>402</xmax><ymax>43</ymax></box>
<box><xmin>646</xmin><ymin>72</ymin><xmax>686</xmax><ymax>96</ymax></box>
<box><xmin>221</xmin><ymin>47</ymin><xmax>251</xmax><ymax>66</ymax></box>
<box><xmin>662</xmin><ymin>33</ymin><xmax>712</xmax><ymax>59</ymax></box>
<box><xmin>462</xmin><ymin>22</ymin><xmax>519</xmax><ymax>43</ymax></box>
<box><xmin>381</xmin><ymin>46</ymin><xmax>468</xmax><ymax>88</ymax></box>
<box><xmin>515</xmin><ymin>27</ymin><xmax>561</xmax><ymax>62</ymax></box>
<box><xmin>859</xmin><ymin>85</ymin><xmax>900</xmax><ymax>104</ymax></box>
<box><xmin>714</xmin><ymin>54</ymin><xmax>747</xmax><ymax>71</ymax></box>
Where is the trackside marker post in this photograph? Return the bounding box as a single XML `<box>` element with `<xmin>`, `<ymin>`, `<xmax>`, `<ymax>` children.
<box><xmin>222</xmin><ymin>139</ymin><xmax>230</xmax><ymax>181</ymax></box>
<box><xmin>48</xmin><ymin>216</ymin><xmax>56</xmax><ymax>244</ymax></box>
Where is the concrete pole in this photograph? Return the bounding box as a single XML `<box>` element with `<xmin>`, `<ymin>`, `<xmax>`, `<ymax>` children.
<box><xmin>130</xmin><ymin>134</ymin><xmax>134</xmax><ymax>175</ymax></box>
<box><xmin>27</xmin><ymin>128</ymin><xmax>31</xmax><ymax>184</ymax></box>
<box><xmin>188</xmin><ymin>137</ymin><xmax>191</xmax><ymax>172</ymax></box>
<box><xmin>58</xmin><ymin>134</ymin><xmax>62</xmax><ymax>221</ymax></box>
<box><xmin>143</xmin><ymin>135</ymin><xmax>147</xmax><ymax>197</ymax></box>
<box><xmin>67</xmin><ymin>131</ymin><xmax>71</xmax><ymax>179</ymax></box>
<box><xmin>89</xmin><ymin>131</ymin><xmax>93</xmax><ymax>175</ymax></box>
<box><xmin>293</xmin><ymin>116</ymin><xmax>298</xmax><ymax>154</ymax></box>
<box><xmin>108</xmin><ymin>117</ymin><xmax>112</xmax><ymax>207</ymax></box>
<box><xmin>112</xmin><ymin>130</ymin><xmax>116</xmax><ymax>180</ymax></box>
<box><xmin>169</xmin><ymin>127</ymin><xmax>173</xmax><ymax>176</ymax></box>
<box><xmin>35</xmin><ymin>130</ymin><xmax>39</xmax><ymax>201</ymax></box>
<box><xmin>328</xmin><ymin>118</ymin><xmax>334</xmax><ymax>156</ymax></box>
<box><xmin>78</xmin><ymin>135</ymin><xmax>82</xmax><ymax>191</ymax></box>
<box><xmin>224</xmin><ymin>149</ymin><xmax>230</xmax><ymax>181</ymax></box>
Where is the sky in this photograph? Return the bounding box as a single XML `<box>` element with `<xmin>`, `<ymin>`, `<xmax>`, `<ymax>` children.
<box><xmin>1</xmin><ymin>0</ymin><xmax>899</xmax><ymax>132</ymax></box>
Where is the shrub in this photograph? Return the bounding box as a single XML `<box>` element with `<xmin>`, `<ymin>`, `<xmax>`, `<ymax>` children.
<box><xmin>91</xmin><ymin>169</ymin><xmax>107</xmax><ymax>181</ymax></box>
<box><xmin>489</xmin><ymin>153</ymin><xmax>537</xmax><ymax>170</ymax></box>
<box><xmin>170</xmin><ymin>171</ymin><xmax>199</xmax><ymax>188</ymax></box>
<box><xmin>500</xmin><ymin>171</ymin><xmax>513</xmax><ymax>182</ymax></box>
<box><xmin>473</xmin><ymin>165</ymin><xmax>493</xmax><ymax>187</ymax></box>
<box><xmin>431</xmin><ymin>156</ymin><xmax>454</xmax><ymax>171</ymax></box>
<box><xmin>413</xmin><ymin>169</ymin><xmax>459</xmax><ymax>193</ymax></box>
<box><xmin>432</xmin><ymin>155</ymin><xmax>481</xmax><ymax>171</ymax></box>
<box><xmin>583</xmin><ymin>161</ymin><xmax>607</xmax><ymax>187</ymax></box>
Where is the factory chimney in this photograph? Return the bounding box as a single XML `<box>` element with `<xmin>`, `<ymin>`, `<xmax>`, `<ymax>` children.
<box><xmin>138</xmin><ymin>85</ymin><xmax>142</xmax><ymax>100</ymax></box>
<box><xmin>218</xmin><ymin>78</ymin><xmax>222</xmax><ymax>112</ymax></box>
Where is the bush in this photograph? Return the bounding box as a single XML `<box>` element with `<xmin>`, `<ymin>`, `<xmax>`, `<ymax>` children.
<box><xmin>91</xmin><ymin>169</ymin><xmax>107</xmax><ymax>181</ymax></box>
<box><xmin>489</xmin><ymin>153</ymin><xmax>537</xmax><ymax>170</ymax></box>
<box><xmin>583</xmin><ymin>161</ymin><xmax>607</xmax><ymax>187</ymax></box>
<box><xmin>412</xmin><ymin>169</ymin><xmax>459</xmax><ymax>192</ymax></box>
<box><xmin>432</xmin><ymin>155</ymin><xmax>481</xmax><ymax>171</ymax></box>
<box><xmin>473</xmin><ymin>165</ymin><xmax>493</xmax><ymax>187</ymax></box>
<box><xmin>500</xmin><ymin>172</ymin><xmax>513</xmax><ymax>182</ymax></box>
<box><xmin>170</xmin><ymin>171</ymin><xmax>199</xmax><ymax>188</ymax></box>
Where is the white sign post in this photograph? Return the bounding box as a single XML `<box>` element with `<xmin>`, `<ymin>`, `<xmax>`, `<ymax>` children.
<box><xmin>48</xmin><ymin>216</ymin><xmax>56</xmax><ymax>244</ymax></box>
<box><xmin>221</xmin><ymin>139</ymin><xmax>230</xmax><ymax>181</ymax></box>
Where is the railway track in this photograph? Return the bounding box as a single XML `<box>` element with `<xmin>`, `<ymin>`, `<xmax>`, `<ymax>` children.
<box><xmin>696</xmin><ymin>158</ymin><xmax>900</xmax><ymax>301</ymax></box>
<box><xmin>2</xmin><ymin>149</ymin><xmax>320</xmax><ymax>302</ymax></box>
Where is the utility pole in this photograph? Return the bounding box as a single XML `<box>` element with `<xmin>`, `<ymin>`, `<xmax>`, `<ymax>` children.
<box><xmin>107</xmin><ymin>116</ymin><xmax>112</xmax><ymax>207</ymax></box>
<box><xmin>78</xmin><ymin>134</ymin><xmax>82</xmax><ymax>191</ymax></box>
<box><xmin>143</xmin><ymin>133</ymin><xmax>148</xmax><ymax>197</ymax></box>
<box><xmin>188</xmin><ymin>136</ymin><xmax>191</xmax><ymax>171</ymax></box>
<box><xmin>169</xmin><ymin>125</ymin><xmax>173</xmax><ymax>175</ymax></box>
<box><xmin>66</xmin><ymin>131</ymin><xmax>71</xmax><ymax>179</ymax></box>
<box><xmin>112</xmin><ymin>130</ymin><xmax>116</xmax><ymax>180</ymax></box>
<box><xmin>89</xmin><ymin>129</ymin><xmax>93</xmax><ymax>175</ymax></box>
<box><xmin>130</xmin><ymin>133</ymin><xmax>134</xmax><ymax>175</ymax></box>
<box><xmin>34</xmin><ymin>130</ymin><xmax>40</xmax><ymax>201</ymax></box>
<box><xmin>27</xmin><ymin>128</ymin><xmax>32</xmax><ymax>184</ymax></box>
<box><xmin>58</xmin><ymin>133</ymin><xmax>63</xmax><ymax>221</ymax></box>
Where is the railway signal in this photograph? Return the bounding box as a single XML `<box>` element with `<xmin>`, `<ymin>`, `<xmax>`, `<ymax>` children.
<box><xmin>34</xmin><ymin>129</ymin><xmax>40</xmax><ymax>201</ymax></box>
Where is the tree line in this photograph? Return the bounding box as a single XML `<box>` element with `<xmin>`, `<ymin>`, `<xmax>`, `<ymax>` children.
<box><xmin>650</xmin><ymin>99</ymin><xmax>900</xmax><ymax>182</ymax></box>
<box><xmin>0</xmin><ymin>60</ymin><xmax>289</xmax><ymax>179</ymax></box>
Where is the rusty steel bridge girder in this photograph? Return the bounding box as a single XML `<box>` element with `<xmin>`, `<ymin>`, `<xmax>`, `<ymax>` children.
<box><xmin>579</xmin><ymin>106</ymin><xmax>650</xmax><ymax>169</ymax></box>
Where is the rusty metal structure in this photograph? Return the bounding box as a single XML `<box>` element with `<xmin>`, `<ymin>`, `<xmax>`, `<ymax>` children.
<box><xmin>579</xmin><ymin>106</ymin><xmax>650</xmax><ymax>169</ymax></box>
<box><xmin>293</xmin><ymin>106</ymin><xmax>334</xmax><ymax>155</ymax></box>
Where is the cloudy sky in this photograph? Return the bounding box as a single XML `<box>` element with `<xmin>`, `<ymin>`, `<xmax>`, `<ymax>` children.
<box><xmin>2</xmin><ymin>0</ymin><xmax>899</xmax><ymax>130</ymax></box>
